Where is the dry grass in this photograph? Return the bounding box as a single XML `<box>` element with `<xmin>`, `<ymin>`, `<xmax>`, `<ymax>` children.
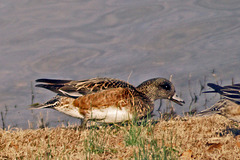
<box><xmin>0</xmin><ymin>115</ymin><xmax>239</xmax><ymax>160</ymax></box>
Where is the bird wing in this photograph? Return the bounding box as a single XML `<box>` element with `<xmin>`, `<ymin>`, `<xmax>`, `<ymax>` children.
<box><xmin>35</xmin><ymin>77</ymin><xmax>136</xmax><ymax>98</ymax></box>
<box><xmin>204</xmin><ymin>83</ymin><xmax>240</xmax><ymax>104</ymax></box>
<box><xmin>197</xmin><ymin>99</ymin><xmax>226</xmax><ymax>116</ymax></box>
<box><xmin>221</xmin><ymin>83</ymin><xmax>240</xmax><ymax>102</ymax></box>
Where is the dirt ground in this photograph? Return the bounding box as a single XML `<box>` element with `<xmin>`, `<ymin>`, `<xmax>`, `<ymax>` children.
<box><xmin>0</xmin><ymin>115</ymin><xmax>239</xmax><ymax>159</ymax></box>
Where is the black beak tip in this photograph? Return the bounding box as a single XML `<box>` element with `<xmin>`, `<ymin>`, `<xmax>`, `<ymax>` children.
<box><xmin>172</xmin><ymin>99</ymin><xmax>185</xmax><ymax>106</ymax></box>
<box><xmin>178</xmin><ymin>101</ymin><xmax>184</xmax><ymax>106</ymax></box>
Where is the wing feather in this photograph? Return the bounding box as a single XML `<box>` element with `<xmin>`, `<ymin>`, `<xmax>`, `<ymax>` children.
<box><xmin>35</xmin><ymin>78</ymin><xmax>136</xmax><ymax>98</ymax></box>
<box><xmin>204</xmin><ymin>83</ymin><xmax>240</xmax><ymax>104</ymax></box>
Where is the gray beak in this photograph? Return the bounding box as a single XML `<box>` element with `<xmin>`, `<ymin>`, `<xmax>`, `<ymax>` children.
<box><xmin>169</xmin><ymin>93</ymin><xmax>185</xmax><ymax>106</ymax></box>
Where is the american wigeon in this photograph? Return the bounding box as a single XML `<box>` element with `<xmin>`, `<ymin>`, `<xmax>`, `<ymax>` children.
<box><xmin>33</xmin><ymin>77</ymin><xmax>184</xmax><ymax>128</ymax></box>
<box><xmin>198</xmin><ymin>83</ymin><xmax>240</xmax><ymax>122</ymax></box>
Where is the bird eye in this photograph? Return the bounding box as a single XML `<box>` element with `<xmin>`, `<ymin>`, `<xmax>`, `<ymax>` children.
<box><xmin>160</xmin><ymin>83</ymin><xmax>171</xmax><ymax>90</ymax></box>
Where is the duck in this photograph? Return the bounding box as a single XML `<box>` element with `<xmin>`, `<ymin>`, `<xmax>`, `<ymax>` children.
<box><xmin>197</xmin><ymin>83</ymin><xmax>240</xmax><ymax>122</ymax></box>
<box><xmin>33</xmin><ymin>77</ymin><xmax>185</xmax><ymax>128</ymax></box>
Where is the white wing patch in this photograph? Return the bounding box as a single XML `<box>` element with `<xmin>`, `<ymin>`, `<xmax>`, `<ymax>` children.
<box><xmin>59</xmin><ymin>89</ymin><xmax>83</xmax><ymax>98</ymax></box>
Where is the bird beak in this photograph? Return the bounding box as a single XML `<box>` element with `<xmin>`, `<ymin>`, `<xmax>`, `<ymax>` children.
<box><xmin>169</xmin><ymin>93</ymin><xmax>185</xmax><ymax>106</ymax></box>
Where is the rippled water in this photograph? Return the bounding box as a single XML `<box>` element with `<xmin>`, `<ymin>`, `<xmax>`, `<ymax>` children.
<box><xmin>1</xmin><ymin>0</ymin><xmax>240</xmax><ymax>129</ymax></box>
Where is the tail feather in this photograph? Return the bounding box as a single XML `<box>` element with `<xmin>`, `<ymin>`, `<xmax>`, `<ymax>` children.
<box><xmin>223</xmin><ymin>84</ymin><xmax>240</xmax><ymax>90</ymax></box>
<box><xmin>35</xmin><ymin>78</ymin><xmax>80</xmax><ymax>97</ymax></box>
<box><xmin>35</xmin><ymin>84</ymin><xmax>64</xmax><ymax>93</ymax></box>
<box><xmin>202</xmin><ymin>90</ymin><xmax>217</xmax><ymax>94</ymax></box>
<box><xmin>204</xmin><ymin>83</ymin><xmax>240</xmax><ymax>103</ymax></box>
<box><xmin>202</xmin><ymin>83</ymin><xmax>223</xmax><ymax>94</ymax></box>
<box><xmin>36</xmin><ymin>78</ymin><xmax>72</xmax><ymax>84</ymax></box>
<box><xmin>206</xmin><ymin>83</ymin><xmax>223</xmax><ymax>93</ymax></box>
<box><xmin>222</xmin><ymin>90</ymin><xmax>240</xmax><ymax>95</ymax></box>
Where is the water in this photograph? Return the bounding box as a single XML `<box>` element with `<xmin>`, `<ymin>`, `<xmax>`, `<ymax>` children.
<box><xmin>1</xmin><ymin>0</ymin><xmax>240</xmax><ymax>129</ymax></box>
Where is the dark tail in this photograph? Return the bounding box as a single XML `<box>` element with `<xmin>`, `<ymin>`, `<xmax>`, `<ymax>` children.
<box><xmin>203</xmin><ymin>83</ymin><xmax>223</xmax><ymax>94</ymax></box>
<box><xmin>36</xmin><ymin>78</ymin><xmax>72</xmax><ymax>84</ymax></box>
<box><xmin>35</xmin><ymin>78</ymin><xmax>72</xmax><ymax>94</ymax></box>
<box><xmin>35</xmin><ymin>84</ymin><xmax>65</xmax><ymax>94</ymax></box>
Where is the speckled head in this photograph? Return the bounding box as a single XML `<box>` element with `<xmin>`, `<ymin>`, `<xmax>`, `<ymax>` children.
<box><xmin>136</xmin><ymin>77</ymin><xmax>184</xmax><ymax>106</ymax></box>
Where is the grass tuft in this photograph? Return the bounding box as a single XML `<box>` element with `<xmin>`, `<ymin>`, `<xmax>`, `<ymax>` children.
<box><xmin>0</xmin><ymin>116</ymin><xmax>239</xmax><ymax>159</ymax></box>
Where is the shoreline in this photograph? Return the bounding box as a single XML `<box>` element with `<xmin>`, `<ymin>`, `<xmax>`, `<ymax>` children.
<box><xmin>0</xmin><ymin>115</ymin><xmax>239</xmax><ymax>159</ymax></box>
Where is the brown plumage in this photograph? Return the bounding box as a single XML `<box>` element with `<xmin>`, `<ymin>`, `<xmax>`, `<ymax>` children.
<box><xmin>33</xmin><ymin>77</ymin><xmax>184</xmax><ymax>128</ymax></box>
